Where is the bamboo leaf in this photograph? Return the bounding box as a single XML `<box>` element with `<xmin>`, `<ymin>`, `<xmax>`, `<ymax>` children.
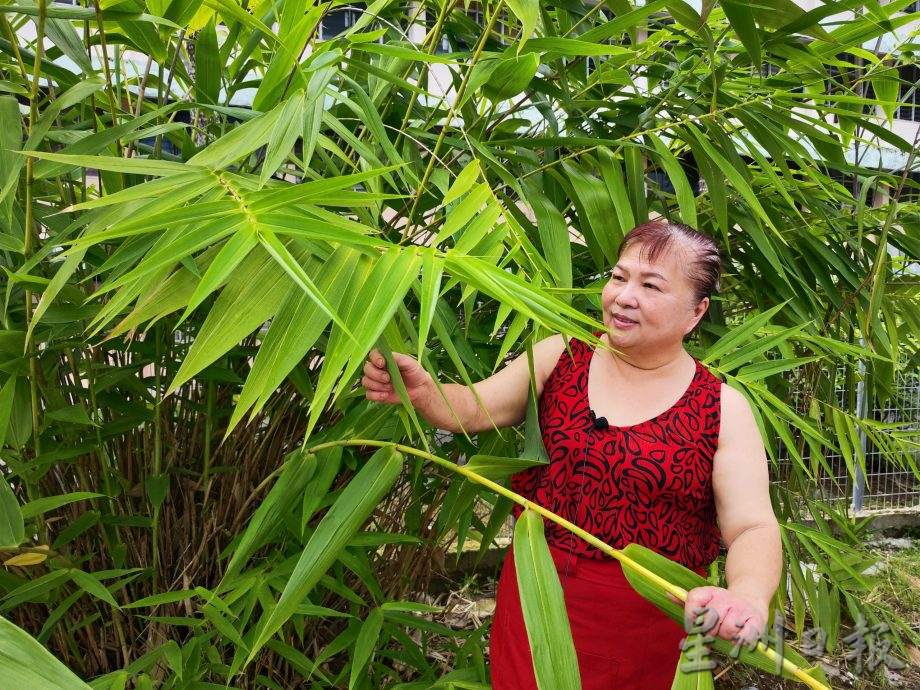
<box><xmin>647</xmin><ymin>133</ymin><xmax>698</xmax><ymax>228</ymax></box>
<box><xmin>68</xmin><ymin>569</ymin><xmax>119</xmax><ymax>609</ymax></box>
<box><xmin>349</xmin><ymin>607</ymin><xmax>383</xmax><ymax>690</ymax></box>
<box><xmin>671</xmin><ymin>653</ymin><xmax>715</xmax><ymax>690</ymax></box>
<box><xmin>0</xmin><ymin>615</ymin><xmax>92</xmax><ymax>689</ymax></box>
<box><xmin>248</xmin><ymin>446</ymin><xmax>403</xmax><ymax>661</ymax></box>
<box><xmin>187</xmin><ymin>106</ymin><xmax>282</xmax><ymax>169</ymax></box>
<box><xmin>202</xmin><ymin>604</ymin><xmax>248</xmax><ymax>651</ymax></box>
<box><xmin>3</xmin><ymin>550</ymin><xmax>48</xmax><ymax>567</ymax></box>
<box><xmin>195</xmin><ymin>18</ymin><xmax>221</xmax><ymax>104</ymax></box>
<box><xmin>442</xmin><ymin>160</ymin><xmax>481</xmax><ymax>207</ymax></box>
<box><xmin>257</xmin><ymin>228</ymin><xmax>351</xmax><ymax>336</ymax></box>
<box><xmin>169</xmin><ymin>246</ymin><xmax>292</xmax><ymax>392</ymax></box>
<box><xmin>20</xmin><ymin>493</ymin><xmax>105</xmax><ymax>520</ymax></box>
<box><xmin>221</xmin><ymin>449</ymin><xmax>320</xmax><ymax>582</ymax></box>
<box><xmin>416</xmin><ymin>249</ymin><xmax>444</xmax><ymax>363</ymax></box>
<box><xmin>307</xmin><ymin>248</ymin><xmax>422</xmax><ymax>438</ymax></box>
<box><xmin>0</xmin><ymin>472</ymin><xmax>24</xmax><ymax>548</ymax></box>
<box><xmin>513</xmin><ymin>510</ymin><xmax>581</xmax><ymax>690</ymax></box>
<box><xmin>178</xmin><ymin>226</ymin><xmax>259</xmax><ymax>325</ymax></box>
<box><xmin>701</xmin><ymin>302</ymin><xmax>789</xmax><ymax>365</ymax></box>
<box><xmin>482</xmin><ymin>53</ymin><xmax>540</xmax><ymax>101</ymax></box>
<box><xmin>722</xmin><ymin>1</ymin><xmax>761</xmax><ymax>66</ymax></box>
<box><xmin>504</xmin><ymin>0</ymin><xmax>539</xmax><ymax>50</ymax></box>
<box><xmin>261</xmin><ymin>91</ymin><xmax>305</xmax><ymax>186</ymax></box>
<box><xmin>463</xmin><ymin>455</ymin><xmax>547</xmax><ymax>480</ymax></box>
<box><xmin>228</xmin><ymin>247</ymin><xmax>353</xmax><ymax>431</ymax></box>
<box><xmin>24</xmin><ymin>150</ymin><xmax>191</xmax><ymax>177</ymax></box>
<box><xmin>620</xmin><ymin>544</ymin><xmax>829</xmax><ymax>684</ymax></box>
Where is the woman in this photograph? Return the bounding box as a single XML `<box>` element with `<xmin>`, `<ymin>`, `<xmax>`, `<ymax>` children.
<box><xmin>363</xmin><ymin>221</ymin><xmax>781</xmax><ymax>689</ymax></box>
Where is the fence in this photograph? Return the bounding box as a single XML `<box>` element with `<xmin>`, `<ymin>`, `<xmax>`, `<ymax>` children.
<box><xmin>775</xmin><ymin>358</ymin><xmax>920</xmax><ymax>514</ymax></box>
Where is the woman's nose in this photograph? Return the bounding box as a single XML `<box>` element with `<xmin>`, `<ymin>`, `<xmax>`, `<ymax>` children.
<box><xmin>615</xmin><ymin>281</ymin><xmax>639</xmax><ymax>306</ymax></box>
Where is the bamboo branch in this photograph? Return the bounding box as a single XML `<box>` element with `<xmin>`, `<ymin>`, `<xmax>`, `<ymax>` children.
<box><xmin>306</xmin><ymin>438</ymin><xmax>831</xmax><ymax>690</ymax></box>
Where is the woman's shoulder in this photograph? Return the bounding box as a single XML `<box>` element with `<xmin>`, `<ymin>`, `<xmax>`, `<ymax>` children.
<box><xmin>717</xmin><ymin>383</ymin><xmax>760</xmax><ymax>434</ymax></box>
<box><xmin>530</xmin><ymin>333</ymin><xmax>588</xmax><ymax>396</ymax></box>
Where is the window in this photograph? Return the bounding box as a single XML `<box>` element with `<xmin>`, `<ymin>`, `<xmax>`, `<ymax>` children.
<box><xmin>318</xmin><ymin>3</ymin><xmax>365</xmax><ymax>41</ymax></box>
<box><xmin>897</xmin><ymin>62</ymin><xmax>920</xmax><ymax>122</ymax></box>
<box><xmin>443</xmin><ymin>3</ymin><xmax>511</xmax><ymax>53</ymax></box>
<box><xmin>896</xmin><ymin>171</ymin><xmax>920</xmax><ymax>202</ymax></box>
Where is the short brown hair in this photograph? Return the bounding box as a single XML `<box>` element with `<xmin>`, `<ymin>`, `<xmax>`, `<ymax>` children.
<box><xmin>618</xmin><ymin>221</ymin><xmax>721</xmax><ymax>302</ymax></box>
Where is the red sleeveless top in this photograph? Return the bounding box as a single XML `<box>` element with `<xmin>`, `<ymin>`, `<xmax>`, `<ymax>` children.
<box><xmin>512</xmin><ymin>336</ymin><xmax>723</xmax><ymax>571</ymax></box>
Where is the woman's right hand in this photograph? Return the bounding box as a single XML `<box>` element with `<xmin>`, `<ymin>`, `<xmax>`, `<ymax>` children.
<box><xmin>362</xmin><ymin>349</ymin><xmax>434</xmax><ymax>406</ymax></box>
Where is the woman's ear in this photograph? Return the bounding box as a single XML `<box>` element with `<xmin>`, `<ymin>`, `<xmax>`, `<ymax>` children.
<box><xmin>685</xmin><ymin>296</ymin><xmax>710</xmax><ymax>334</ymax></box>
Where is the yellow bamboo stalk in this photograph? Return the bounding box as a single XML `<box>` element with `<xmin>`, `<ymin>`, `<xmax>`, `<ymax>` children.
<box><xmin>308</xmin><ymin>439</ymin><xmax>831</xmax><ymax>690</ymax></box>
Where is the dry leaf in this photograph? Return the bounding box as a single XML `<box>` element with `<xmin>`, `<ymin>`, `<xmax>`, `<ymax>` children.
<box><xmin>4</xmin><ymin>546</ymin><xmax>50</xmax><ymax>567</ymax></box>
<box><xmin>907</xmin><ymin>645</ymin><xmax>920</xmax><ymax>667</ymax></box>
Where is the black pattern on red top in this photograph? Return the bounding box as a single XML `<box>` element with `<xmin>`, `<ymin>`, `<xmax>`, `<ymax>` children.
<box><xmin>512</xmin><ymin>335</ymin><xmax>723</xmax><ymax>570</ymax></box>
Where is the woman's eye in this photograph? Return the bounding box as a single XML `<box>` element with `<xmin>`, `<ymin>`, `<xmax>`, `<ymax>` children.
<box><xmin>644</xmin><ymin>283</ymin><xmax>660</xmax><ymax>290</ymax></box>
<box><xmin>611</xmin><ymin>274</ymin><xmax>625</xmax><ymax>282</ymax></box>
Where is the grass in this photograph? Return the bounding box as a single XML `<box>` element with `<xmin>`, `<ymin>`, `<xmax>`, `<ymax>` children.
<box><xmin>721</xmin><ymin>540</ymin><xmax>920</xmax><ymax>689</ymax></box>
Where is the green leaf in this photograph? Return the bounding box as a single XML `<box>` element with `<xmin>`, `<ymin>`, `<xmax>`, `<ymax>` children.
<box><xmin>51</xmin><ymin>511</ymin><xmax>100</xmax><ymax>550</ymax></box>
<box><xmin>521</xmin><ymin>37</ymin><xmax>630</xmax><ymax>57</ymax></box>
<box><xmin>620</xmin><ymin>544</ymin><xmax>828</xmax><ymax>684</ymax></box>
<box><xmin>187</xmin><ymin>106</ymin><xmax>282</xmax><ymax>169</ymax></box>
<box><xmin>0</xmin><ymin>376</ymin><xmax>16</xmax><ymax>452</ymax></box>
<box><xmin>523</xmin><ymin>178</ymin><xmax>573</xmax><ymax>291</ymax></box>
<box><xmin>122</xmin><ymin>591</ymin><xmax>195</xmax><ymax>609</ymax></box>
<box><xmin>463</xmin><ymin>455</ymin><xmax>547</xmax><ymax>480</ymax></box>
<box><xmin>647</xmin><ymin>133</ymin><xmax>697</xmax><ymax>228</ymax></box>
<box><xmin>44</xmin><ymin>405</ymin><xmax>97</xmax><ymax>426</ymax></box>
<box><xmin>20</xmin><ymin>493</ymin><xmax>104</xmax><ymax>520</ymax></box>
<box><xmin>513</xmin><ymin>510</ymin><xmax>581</xmax><ymax>690</ymax></box>
<box><xmin>257</xmin><ymin>228</ymin><xmax>351</xmax><ymax>336</ymax></box>
<box><xmin>261</xmin><ymin>91</ymin><xmax>305</xmax><ymax>186</ymax></box>
<box><xmin>482</xmin><ymin>53</ymin><xmax>540</xmax><ymax>102</ymax></box>
<box><xmin>24</xmin><ymin>150</ymin><xmax>191</xmax><ymax>178</ymax></box>
<box><xmin>43</xmin><ymin>16</ymin><xmax>94</xmax><ymax>74</ymax></box>
<box><xmin>416</xmin><ymin>248</ymin><xmax>444</xmax><ymax>361</ymax></box>
<box><xmin>349</xmin><ymin>607</ymin><xmax>383</xmax><ymax>690</ymax></box>
<box><xmin>168</xmin><ymin>246</ymin><xmax>292</xmax><ymax>393</ymax></box>
<box><xmin>248</xmin><ymin>446</ymin><xmax>403</xmax><ymax>661</ymax></box>
<box><xmin>228</xmin><ymin>247</ymin><xmax>353</xmax><ymax>431</ymax></box>
<box><xmin>670</xmin><ymin>652</ymin><xmax>715</xmax><ymax>690</ymax></box>
<box><xmin>0</xmin><ymin>615</ymin><xmax>92</xmax><ymax>688</ymax></box>
<box><xmin>202</xmin><ymin>604</ymin><xmax>248</xmax><ymax>651</ymax></box>
<box><xmin>178</xmin><ymin>226</ymin><xmax>259</xmax><ymax>326</ymax></box>
<box><xmin>722</xmin><ymin>1</ymin><xmax>761</xmax><ymax>67</ymax></box>
<box><xmin>701</xmin><ymin>301</ymin><xmax>789</xmax><ymax>365</ymax></box>
<box><xmin>195</xmin><ymin>18</ymin><xmax>221</xmax><ymax>104</ymax></box>
<box><xmin>504</xmin><ymin>0</ymin><xmax>539</xmax><ymax>50</ymax></box>
<box><xmin>68</xmin><ymin>569</ymin><xmax>119</xmax><ymax>609</ymax></box>
<box><xmin>0</xmin><ymin>474</ymin><xmax>24</xmax><ymax>548</ymax></box>
<box><xmin>307</xmin><ymin>248</ymin><xmax>422</xmax><ymax>438</ymax></box>
<box><xmin>222</xmin><ymin>449</ymin><xmax>320</xmax><ymax>581</ymax></box>
<box><xmin>435</xmin><ymin>183</ymin><xmax>492</xmax><ymax>245</ymax></box>
<box><xmin>442</xmin><ymin>160</ymin><xmax>481</xmax><ymax>207</ymax></box>
<box><xmin>145</xmin><ymin>475</ymin><xmax>169</xmax><ymax>511</ymax></box>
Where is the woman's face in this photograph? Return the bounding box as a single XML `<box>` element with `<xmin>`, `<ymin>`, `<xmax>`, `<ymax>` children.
<box><xmin>600</xmin><ymin>241</ymin><xmax>709</xmax><ymax>353</ymax></box>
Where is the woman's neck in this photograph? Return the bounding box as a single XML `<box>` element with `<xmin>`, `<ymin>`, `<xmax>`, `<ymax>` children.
<box><xmin>601</xmin><ymin>334</ymin><xmax>691</xmax><ymax>373</ymax></box>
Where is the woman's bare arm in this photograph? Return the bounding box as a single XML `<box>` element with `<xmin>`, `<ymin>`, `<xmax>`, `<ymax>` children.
<box><xmin>684</xmin><ymin>384</ymin><xmax>782</xmax><ymax>643</ymax></box>
<box><xmin>362</xmin><ymin>335</ymin><xmax>567</xmax><ymax>433</ymax></box>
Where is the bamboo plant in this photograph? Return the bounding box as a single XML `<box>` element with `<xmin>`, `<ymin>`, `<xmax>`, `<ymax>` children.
<box><xmin>0</xmin><ymin>0</ymin><xmax>918</xmax><ymax>687</ymax></box>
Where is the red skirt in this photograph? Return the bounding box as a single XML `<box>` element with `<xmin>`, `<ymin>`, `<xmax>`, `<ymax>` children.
<box><xmin>490</xmin><ymin>544</ymin><xmax>689</xmax><ymax>690</ymax></box>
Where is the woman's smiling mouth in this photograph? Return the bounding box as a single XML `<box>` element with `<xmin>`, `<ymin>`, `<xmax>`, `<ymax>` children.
<box><xmin>611</xmin><ymin>313</ymin><xmax>638</xmax><ymax>328</ymax></box>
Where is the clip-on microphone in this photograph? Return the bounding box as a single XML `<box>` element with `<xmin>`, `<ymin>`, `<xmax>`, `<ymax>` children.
<box><xmin>589</xmin><ymin>409</ymin><xmax>609</xmax><ymax>431</ymax></box>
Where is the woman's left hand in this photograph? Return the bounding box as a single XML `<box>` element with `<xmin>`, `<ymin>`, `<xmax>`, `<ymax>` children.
<box><xmin>682</xmin><ymin>585</ymin><xmax>768</xmax><ymax>645</ymax></box>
